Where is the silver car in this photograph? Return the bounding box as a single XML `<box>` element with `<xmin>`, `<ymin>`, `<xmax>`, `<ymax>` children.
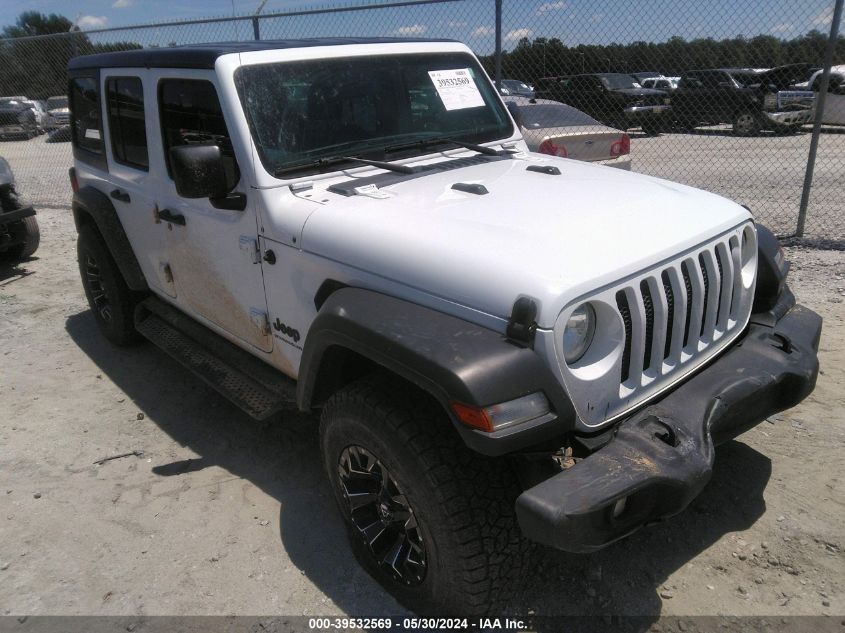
<box><xmin>504</xmin><ymin>96</ymin><xmax>632</xmax><ymax>169</ymax></box>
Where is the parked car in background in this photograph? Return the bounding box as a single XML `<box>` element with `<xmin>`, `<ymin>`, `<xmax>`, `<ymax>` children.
<box><xmin>0</xmin><ymin>156</ymin><xmax>39</xmax><ymax>260</ymax></box>
<box><xmin>503</xmin><ymin>96</ymin><xmax>631</xmax><ymax>169</ymax></box>
<box><xmin>0</xmin><ymin>102</ymin><xmax>39</xmax><ymax>139</ymax></box>
<box><xmin>642</xmin><ymin>76</ymin><xmax>679</xmax><ymax>92</ymax></box>
<box><xmin>535</xmin><ymin>73</ymin><xmax>670</xmax><ymax>135</ymax></box>
<box><xmin>501</xmin><ymin>79</ymin><xmax>535</xmax><ymax>99</ymax></box>
<box><xmin>808</xmin><ymin>65</ymin><xmax>845</xmax><ymax>126</ymax></box>
<box><xmin>22</xmin><ymin>100</ymin><xmax>47</xmax><ymax>133</ymax></box>
<box><xmin>0</xmin><ymin>95</ymin><xmax>29</xmax><ymax>106</ymax></box>
<box><xmin>630</xmin><ymin>71</ymin><xmax>660</xmax><ymax>85</ymax></box>
<box><xmin>672</xmin><ymin>65</ymin><xmax>815</xmax><ymax>135</ymax></box>
<box><xmin>44</xmin><ymin>95</ymin><xmax>70</xmax><ymax>131</ymax></box>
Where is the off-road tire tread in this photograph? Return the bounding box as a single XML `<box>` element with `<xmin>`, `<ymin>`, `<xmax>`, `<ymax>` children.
<box><xmin>320</xmin><ymin>376</ymin><xmax>532</xmax><ymax>614</ymax></box>
<box><xmin>16</xmin><ymin>215</ymin><xmax>40</xmax><ymax>259</ymax></box>
<box><xmin>77</xmin><ymin>224</ymin><xmax>141</xmax><ymax>346</ymax></box>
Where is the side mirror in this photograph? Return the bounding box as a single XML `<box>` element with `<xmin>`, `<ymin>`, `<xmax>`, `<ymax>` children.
<box><xmin>170</xmin><ymin>144</ymin><xmax>229</xmax><ymax>199</ymax></box>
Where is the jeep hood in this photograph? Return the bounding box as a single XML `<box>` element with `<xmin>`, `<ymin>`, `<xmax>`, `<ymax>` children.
<box><xmin>299</xmin><ymin>155</ymin><xmax>752</xmax><ymax>328</ymax></box>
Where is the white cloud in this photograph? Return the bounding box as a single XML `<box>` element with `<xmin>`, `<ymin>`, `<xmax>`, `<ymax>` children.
<box><xmin>472</xmin><ymin>25</ymin><xmax>495</xmax><ymax>37</ymax></box>
<box><xmin>505</xmin><ymin>28</ymin><xmax>533</xmax><ymax>42</ymax></box>
<box><xmin>812</xmin><ymin>7</ymin><xmax>834</xmax><ymax>26</ymax></box>
<box><xmin>446</xmin><ymin>20</ymin><xmax>468</xmax><ymax>28</ymax></box>
<box><xmin>771</xmin><ymin>23</ymin><xmax>794</xmax><ymax>34</ymax></box>
<box><xmin>112</xmin><ymin>0</ymin><xmax>133</xmax><ymax>7</ymax></box>
<box><xmin>536</xmin><ymin>2</ymin><xmax>567</xmax><ymax>15</ymax></box>
<box><xmin>396</xmin><ymin>24</ymin><xmax>426</xmax><ymax>36</ymax></box>
<box><xmin>78</xmin><ymin>15</ymin><xmax>108</xmax><ymax>29</ymax></box>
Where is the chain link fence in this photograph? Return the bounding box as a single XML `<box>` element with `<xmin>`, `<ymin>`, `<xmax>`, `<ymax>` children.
<box><xmin>0</xmin><ymin>0</ymin><xmax>842</xmax><ymax>240</ymax></box>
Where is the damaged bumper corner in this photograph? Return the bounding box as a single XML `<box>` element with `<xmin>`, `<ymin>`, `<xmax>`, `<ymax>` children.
<box><xmin>515</xmin><ymin>301</ymin><xmax>822</xmax><ymax>553</ymax></box>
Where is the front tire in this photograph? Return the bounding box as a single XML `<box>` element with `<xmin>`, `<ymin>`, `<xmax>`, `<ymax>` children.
<box><xmin>77</xmin><ymin>224</ymin><xmax>141</xmax><ymax>346</ymax></box>
<box><xmin>320</xmin><ymin>378</ymin><xmax>528</xmax><ymax>615</ymax></box>
<box><xmin>11</xmin><ymin>215</ymin><xmax>40</xmax><ymax>259</ymax></box>
<box><xmin>733</xmin><ymin>111</ymin><xmax>761</xmax><ymax>136</ymax></box>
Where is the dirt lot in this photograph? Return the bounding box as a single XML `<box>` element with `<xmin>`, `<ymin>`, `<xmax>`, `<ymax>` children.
<box><xmin>0</xmin><ymin>139</ymin><xmax>843</xmax><ymax>620</ymax></box>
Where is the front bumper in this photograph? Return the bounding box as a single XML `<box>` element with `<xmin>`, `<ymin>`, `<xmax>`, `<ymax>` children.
<box><xmin>623</xmin><ymin>104</ymin><xmax>670</xmax><ymax>119</ymax></box>
<box><xmin>0</xmin><ymin>206</ymin><xmax>36</xmax><ymax>224</ymax></box>
<box><xmin>515</xmin><ymin>300</ymin><xmax>821</xmax><ymax>553</ymax></box>
<box><xmin>764</xmin><ymin>110</ymin><xmax>813</xmax><ymax>127</ymax></box>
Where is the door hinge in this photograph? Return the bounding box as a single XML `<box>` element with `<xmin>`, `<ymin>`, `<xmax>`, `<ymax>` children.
<box><xmin>249</xmin><ymin>308</ymin><xmax>270</xmax><ymax>335</ymax></box>
<box><xmin>239</xmin><ymin>236</ymin><xmax>260</xmax><ymax>264</ymax></box>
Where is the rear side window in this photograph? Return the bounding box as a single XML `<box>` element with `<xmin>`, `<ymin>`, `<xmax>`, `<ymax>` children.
<box><xmin>106</xmin><ymin>77</ymin><xmax>148</xmax><ymax>170</ymax></box>
<box><xmin>70</xmin><ymin>76</ymin><xmax>104</xmax><ymax>158</ymax></box>
<box><xmin>158</xmin><ymin>79</ymin><xmax>239</xmax><ymax>188</ymax></box>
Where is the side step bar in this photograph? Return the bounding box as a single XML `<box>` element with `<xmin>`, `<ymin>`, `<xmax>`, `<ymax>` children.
<box><xmin>134</xmin><ymin>297</ymin><xmax>296</xmax><ymax>420</ymax></box>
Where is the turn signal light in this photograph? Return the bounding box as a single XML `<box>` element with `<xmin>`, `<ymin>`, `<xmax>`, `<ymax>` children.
<box><xmin>451</xmin><ymin>393</ymin><xmax>552</xmax><ymax>433</ymax></box>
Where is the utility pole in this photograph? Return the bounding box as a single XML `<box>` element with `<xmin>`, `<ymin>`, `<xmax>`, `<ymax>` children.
<box><xmin>797</xmin><ymin>0</ymin><xmax>843</xmax><ymax>237</ymax></box>
<box><xmin>494</xmin><ymin>0</ymin><xmax>502</xmax><ymax>90</ymax></box>
<box><xmin>252</xmin><ymin>0</ymin><xmax>269</xmax><ymax>41</ymax></box>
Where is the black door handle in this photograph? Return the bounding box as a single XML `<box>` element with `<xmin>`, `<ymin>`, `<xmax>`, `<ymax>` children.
<box><xmin>158</xmin><ymin>208</ymin><xmax>186</xmax><ymax>226</ymax></box>
<box><xmin>110</xmin><ymin>189</ymin><xmax>131</xmax><ymax>203</ymax></box>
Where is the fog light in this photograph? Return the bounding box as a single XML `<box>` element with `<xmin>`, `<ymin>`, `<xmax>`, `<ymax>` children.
<box><xmin>452</xmin><ymin>392</ymin><xmax>551</xmax><ymax>433</ymax></box>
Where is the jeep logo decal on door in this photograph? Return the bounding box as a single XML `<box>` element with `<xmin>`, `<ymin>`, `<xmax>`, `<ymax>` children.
<box><xmin>272</xmin><ymin>318</ymin><xmax>300</xmax><ymax>343</ymax></box>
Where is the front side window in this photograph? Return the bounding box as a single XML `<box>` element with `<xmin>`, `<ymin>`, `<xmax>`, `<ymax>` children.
<box><xmin>106</xmin><ymin>77</ymin><xmax>148</xmax><ymax>170</ymax></box>
<box><xmin>159</xmin><ymin>78</ymin><xmax>239</xmax><ymax>188</ymax></box>
<box><xmin>70</xmin><ymin>76</ymin><xmax>103</xmax><ymax>155</ymax></box>
<box><xmin>235</xmin><ymin>52</ymin><xmax>514</xmax><ymax>177</ymax></box>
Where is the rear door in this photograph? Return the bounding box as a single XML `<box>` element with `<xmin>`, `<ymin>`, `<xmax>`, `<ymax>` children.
<box><xmin>152</xmin><ymin>74</ymin><xmax>273</xmax><ymax>353</ymax></box>
<box><xmin>98</xmin><ymin>70</ymin><xmax>175</xmax><ymax>297</ymax></box>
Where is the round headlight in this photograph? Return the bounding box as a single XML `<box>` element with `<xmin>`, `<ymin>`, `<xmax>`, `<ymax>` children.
<box><xmin>563</xmin><ymin>303</ymin><xmax>596</xmax><ymax>365</ymax></box>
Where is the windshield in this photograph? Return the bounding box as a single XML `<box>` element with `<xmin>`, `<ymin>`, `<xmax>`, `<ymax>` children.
<box><xmin>516</xmin><ymin>104</ymin><xmax>600</xmax><ymax>128</ymax></box>
<box><xmin>47</xmin><ymin>97</ymin><xmax>68</xmax><ymax>109</ymax></box>
<box><xmin>235</xmin><ymin>52</ymin><xmax>513</xmax><ymax>176</ymax></box>
<box><xmin>598</xmin><ymin>74</ymin><xmax>641</xmax><ymax>90</ymax></box>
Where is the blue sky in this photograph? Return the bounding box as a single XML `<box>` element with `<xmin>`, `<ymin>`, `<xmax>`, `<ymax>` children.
<box><xmin>0</xmin><ymin>0</ymin><xmax>840</xmax><ymax>54</ymax></box>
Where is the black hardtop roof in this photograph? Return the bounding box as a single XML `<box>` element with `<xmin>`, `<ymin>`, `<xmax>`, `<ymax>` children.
<box><xmin>68</xmin><ymin>37</ymin><xmax>458</xmax><ymax>71</ymax></box>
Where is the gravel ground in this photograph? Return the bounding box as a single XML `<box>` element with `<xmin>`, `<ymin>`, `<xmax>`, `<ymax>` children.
<box><xmin>0</xmin><ymin>140</ymin><xmax>843</xmax><ymax>620</ymax></box>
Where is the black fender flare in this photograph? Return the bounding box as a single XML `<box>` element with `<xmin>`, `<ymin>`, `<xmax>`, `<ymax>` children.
<box><xmin>72</xmin><ymin>186</ymin><xmax>148</xmax><ymax>292</ymax></box>
<box><xmin>297</xmin><ymin>287</ymin><xmax>575</xmax><ymax>456</ymax></box>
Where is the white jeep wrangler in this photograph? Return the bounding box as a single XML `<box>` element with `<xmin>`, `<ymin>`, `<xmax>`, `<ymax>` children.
<box><xmin>67</xmin><ymin>38</ymin><xmax>821</xmax><ymax>614</ymax></box>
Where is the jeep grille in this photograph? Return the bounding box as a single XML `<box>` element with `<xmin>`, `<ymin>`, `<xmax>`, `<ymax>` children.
<box><xmin>555</xmin><ymin>223</ymin><xmax>757</xmax><ymax>427</ymax></box>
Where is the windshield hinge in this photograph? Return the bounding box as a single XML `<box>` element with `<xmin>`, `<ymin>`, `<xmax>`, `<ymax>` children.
<box><xmin>290</xmin><ymin>181</ymin><xmax>313</xmax><ymax>193</ymax></box>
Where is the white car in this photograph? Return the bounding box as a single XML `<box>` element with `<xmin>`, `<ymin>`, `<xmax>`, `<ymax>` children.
<box><xmin>44</xmin><ymin>95</ymin><xmax>70</xmax><ymax>131</ymax></box>
<box><xmin>503</xmin><ymin>96</ymin><xmax>631</xmax><ymax>169</ymax></box>
<box><xmin>642</xmin><ymin>76</ymin><xmax>678</xmax><ymax>91</ymax></box>
<box><xmin>808</xmin><ymin>65</ymin><xmax>845</xmax><ymax>126</ymax></box>
<box><xmin>68</xmin><ymin>37</ymin><xmax>821</xmax><ymax>615</ymax></box>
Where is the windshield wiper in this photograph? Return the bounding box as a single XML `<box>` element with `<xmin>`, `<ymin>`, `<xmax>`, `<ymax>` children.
<box><xmin>274</xmin><ymin>154</ymin><xmax>416</xmax><ymax>177</ymax></box>
<box><xmin>344</xmin><ymin>156</ymin><xmax>417</xmax><ymax>174</ymax></box>
<box><xmin>384</xmin><ymin>136</ymin><xmax>512</xmax><ymax>157</ymax></box>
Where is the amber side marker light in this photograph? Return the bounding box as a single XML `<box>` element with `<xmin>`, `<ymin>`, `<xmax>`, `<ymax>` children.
<box><xmin>451</xmin><ymin>393</ymin><xmax>552</xmax><ymax>433</ymax></box>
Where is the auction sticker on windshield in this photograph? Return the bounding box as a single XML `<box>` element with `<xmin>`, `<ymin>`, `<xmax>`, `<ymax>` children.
<box><xmin>428</xmin><ymin>68</ymin><xmax>484</xmax><ymax>110</ymax></box>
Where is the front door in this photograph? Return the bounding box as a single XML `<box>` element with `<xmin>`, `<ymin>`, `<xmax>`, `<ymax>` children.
<box><xmin>152</xmin><ymin>75</ymin><xmax>272</xmax><ymax>352</ymax></box>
